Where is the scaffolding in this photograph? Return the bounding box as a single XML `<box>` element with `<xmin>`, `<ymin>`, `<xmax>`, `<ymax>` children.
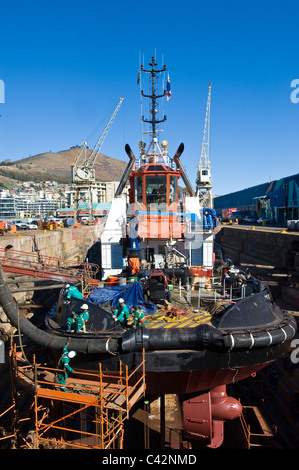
<box><xmin>9</xmin><ymin>345</ymin><xmax>146</xmax><ymax>449</ymax></box>
<box><xmin>238</xmin><ymin>405</ymin><xmax>277</xmax><ymax>448</ymax></box>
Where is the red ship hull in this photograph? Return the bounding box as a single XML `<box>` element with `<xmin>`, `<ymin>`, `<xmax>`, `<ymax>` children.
<box><xmin>142</xmin><ymin>362</ymin><xmax>269</xmax><ymax>395</ymax></box>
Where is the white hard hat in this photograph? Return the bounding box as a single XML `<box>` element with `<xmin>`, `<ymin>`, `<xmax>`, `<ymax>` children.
<box><xmin>81</xmin><ymin>304</ymin><xmax>89</xmax><ymax>310</ymax></box>
<box><xmin>68</xmin><ymin>351</ymin><xmax>76</xmax><ymax>358</ymax></box>
<box><xmin>65</xmin><ymin>284</ymin><xmax>70</xmax><ymax>288</ymax></box>
<box><xmin>119</xmin><ymin>298</ymin><xmax>124</xmax><ymax>304</ymax></box>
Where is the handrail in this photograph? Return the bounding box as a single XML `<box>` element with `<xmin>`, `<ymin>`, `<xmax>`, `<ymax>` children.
<box><xmin>176</xmin><ymin>277</ymin><xmax>264</xmax><ymax>305</ymax></box>
<box><xmin>0</xmin><ymin>247</ymin><xmax>99</xmax><ymax>283</ymax></box>
<box><xmin>15</xmin><ymin>352</ymin><xmax>146</xmax><ymax>405</ymax></box>
<box><xmin>128</xmin><ymin>351</ymin><xmax>145</xmax><ymax>381</ymax></box>
<box><xmin>125</xmin><ymin>349</ymin><xmax>146</xmax><ymax>416</ymax></box>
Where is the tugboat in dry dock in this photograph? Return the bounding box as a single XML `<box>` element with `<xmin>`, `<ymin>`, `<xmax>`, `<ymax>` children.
<box><xmin>2</xmin><ymin>57</ymin><xmax>296</xmax><ymax>448</ymax></box>
<box><xmin>50</xmin><ymin>57</ymin><xmax>297</xmax><ymax>447</ymax></box>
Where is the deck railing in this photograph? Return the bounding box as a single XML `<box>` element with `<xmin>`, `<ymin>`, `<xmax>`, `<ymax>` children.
<box><xmin>176</xmin><ymin>276</ymin><xmax>263</xmax><ymax>307</ymax></box>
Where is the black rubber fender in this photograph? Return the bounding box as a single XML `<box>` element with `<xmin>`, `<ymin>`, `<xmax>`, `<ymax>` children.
<box><xmin>0</xmin><ymin>264</ymin><xmax>118</xmax><ymax>354</ymax></box>
<box><xmin>121</xmin><ymin>324</ymin><xmax>226</xmax><ymax>352</ymax></box>
<box><xmin>223</xmin><ymin>312</ymin><xmax>297</xmax><ymax>350</ymax></box>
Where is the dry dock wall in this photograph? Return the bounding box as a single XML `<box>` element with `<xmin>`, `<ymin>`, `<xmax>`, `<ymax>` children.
<box><xmin>0</xmin><ymin>225</ymin><xmax>101</xmax><ymax>261</ymax></box>
<box><xmin>215</xmin><ymin>226</ymin><xmax>299</xmax><ymax>271</ymax></box>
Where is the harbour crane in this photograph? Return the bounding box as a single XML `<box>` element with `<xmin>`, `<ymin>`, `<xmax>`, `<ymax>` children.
<box><xmin>71</xmin><ymin>97</ymin><xmax>124</xmax><ymax>223</ymax></box>
<box><xmin>195</xmin><ymin>83</ymin><xmax>213</xmax><ymax>208</ymax></box>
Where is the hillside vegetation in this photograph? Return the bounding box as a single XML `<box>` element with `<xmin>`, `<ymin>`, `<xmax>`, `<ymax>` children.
<box><xmin>0</xmin><ymin>147</ymin><xmax>127</xmax><ymax>188</ymax></box>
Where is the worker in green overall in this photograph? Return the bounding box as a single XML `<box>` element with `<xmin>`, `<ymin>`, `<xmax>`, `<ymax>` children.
<box><xmin>55</xmin><ymin>348</ymin><xmax>76</xmax><ymax>392</ymax></box>
<box><xmin>65</xmin><ymin>283</ymin><xmax>83</xmax><ymax>300</ymax></box>
<box><xmin>80</xmin><ymin>304</ymin><xmax>89</xmax><ymax>332</ymax></box>
<box><xmin>66</xmin><ymin>304</ymin><xmax>89</xmax><ymax>332</ymax></box>
<box><xmin>112</xmin><ymin>298</ymin><xmax>129</xmax><ymax>328</ymax></box>
<box><xmin>132</xmin><ymin>305</ymin><xmax>147</xmax><ymax>329</ymax></box>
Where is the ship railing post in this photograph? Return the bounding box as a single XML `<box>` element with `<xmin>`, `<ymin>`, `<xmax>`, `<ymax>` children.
<box><xmin>160</xmin><ymin>394</ymin><xmax>165</xmax><ymax>449</ymax></box>
<box><xmin>118</xmin><ymin>359</ymin><xmax>124</xmax><ymax>388</ymax></box>
<box><xmin>186</xmin><ymin>283</ymin><xmax>191</xmax><ymax>304</ymax></box>
<box><xmin>81</xmin><ymin>274</ymin><xmax>84</xmax><ymax>294</ymax></box>
<box><xmin>142</xmin><ymin>348</ymin><xmax>146</xmax><ymax>397</ymax></box>
<box><xmin>99</xmin><ymin>361</ymin><xmax>105</xmax><ymax>448</ymax></box>
<box><xmin>33</xmin><ymin>354</ymin><xmax>39</xmax><ymax>449</ymax></box>
<box><xmin>33</xmin><ymin>354</ymin><xmax>37</xmax><ymax>393</ymax></box>
<box><xmin>125</xmin><ymin>365</ymin><xmax>129</xmax><ymax>418</ymax></box>
<box><xmin>144</xmin><ymin>399</ymin><xmax>150</xmax><ymax>449</ymax></box>
<box><xmin>34</xmin><ymin>390</ymin><xmax>39</xmax><ymax>449</ymax></box>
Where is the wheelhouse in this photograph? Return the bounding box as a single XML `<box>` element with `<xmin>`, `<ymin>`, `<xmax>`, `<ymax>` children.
<box><xmin>129</xmin><ymin>163</ymin><xmax>180</xmax><ymax>209</ymax></box>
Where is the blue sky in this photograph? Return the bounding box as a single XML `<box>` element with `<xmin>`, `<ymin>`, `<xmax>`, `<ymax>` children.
<box><xmin>0</xmin><ymin>0</ymin><xmax>298</xmax><ymax>195</ymax></box>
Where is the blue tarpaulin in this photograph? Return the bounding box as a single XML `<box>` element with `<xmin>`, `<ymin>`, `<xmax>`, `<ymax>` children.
<box><xmin>88</xmin><ymin>281</ymin><xmax>158</xmax><ymax>315</ymax></box>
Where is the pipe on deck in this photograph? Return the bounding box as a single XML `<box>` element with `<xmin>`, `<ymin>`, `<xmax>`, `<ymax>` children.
<box><xmin>0</xmin><ymin>264</ymin><xmax>118</xmax><ymax>354</ymax></box>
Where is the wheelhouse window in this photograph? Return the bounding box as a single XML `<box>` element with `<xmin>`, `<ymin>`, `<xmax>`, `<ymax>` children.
<box><xmin>145</xmin><ymin>175</ymin><xmax>167</xmax><ymax>204</ymax></box>
<box><xmin>169</xmin><ymin>175</ymin><xmax>177</xmax><ymax>204</ymax></box>
<box><xmin>135</xmin><ymin>175</ymin><xmax>143</xmax><ymax>203</ymax></box>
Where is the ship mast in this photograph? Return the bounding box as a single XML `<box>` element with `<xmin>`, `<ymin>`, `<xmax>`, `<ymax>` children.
<box><xmin>140</xmin><ymin>56</ymin><xmax>168</xmax><ymax>161</ymax></box>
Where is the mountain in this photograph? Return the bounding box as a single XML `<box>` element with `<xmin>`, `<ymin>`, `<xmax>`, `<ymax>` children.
<box><xmin>0</xmin><ymin>147</ymin><xmax>128</xmax><ymax>188</ymax></box>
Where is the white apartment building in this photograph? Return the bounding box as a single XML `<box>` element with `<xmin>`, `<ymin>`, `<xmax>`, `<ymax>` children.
<box><xmin>0</xmin><ymin>192</ymin><xmax>61</xmax><ymax>219</ymax></box>
<box><xmin>66</xmin><ymin>181</ymin><xmax>124</xmax><ymax>207</ymax></box>
<box><xmin>0</xmin><ymin>180</ymin><xmax>125</xmax><ymax>219</ymax></box>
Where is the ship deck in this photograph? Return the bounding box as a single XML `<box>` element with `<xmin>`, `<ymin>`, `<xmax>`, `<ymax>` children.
<box><xmin>128</xmin><ymin>307</ymin><xmax>213</xmax><ymax>329</ymax></box>
<box><xmin>50</xmin><ymin>288</ymin><xmax>236</xmax><ymax>337</ymax></box>
<box><xmin>121</xmin><ymin>291</ymin><xmax>232</xmax><ymax>331</ymax></box>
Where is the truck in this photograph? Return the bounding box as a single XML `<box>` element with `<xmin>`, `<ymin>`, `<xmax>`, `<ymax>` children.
<box><xmin>0</xmin><ymin>222</ymin><xmax>16</xmax><ymax>235</ymax></box>
<box><xmin>221</xmin><ymin>208</ymin><xmax>238</xmax><ymax>224</ymax></box>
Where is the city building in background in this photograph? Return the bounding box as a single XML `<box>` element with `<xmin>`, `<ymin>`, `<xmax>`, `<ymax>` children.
<box><xmin>0</xmin><ymin>180</ymin><xmax>124</xmax><ymax>220</ymax></box>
